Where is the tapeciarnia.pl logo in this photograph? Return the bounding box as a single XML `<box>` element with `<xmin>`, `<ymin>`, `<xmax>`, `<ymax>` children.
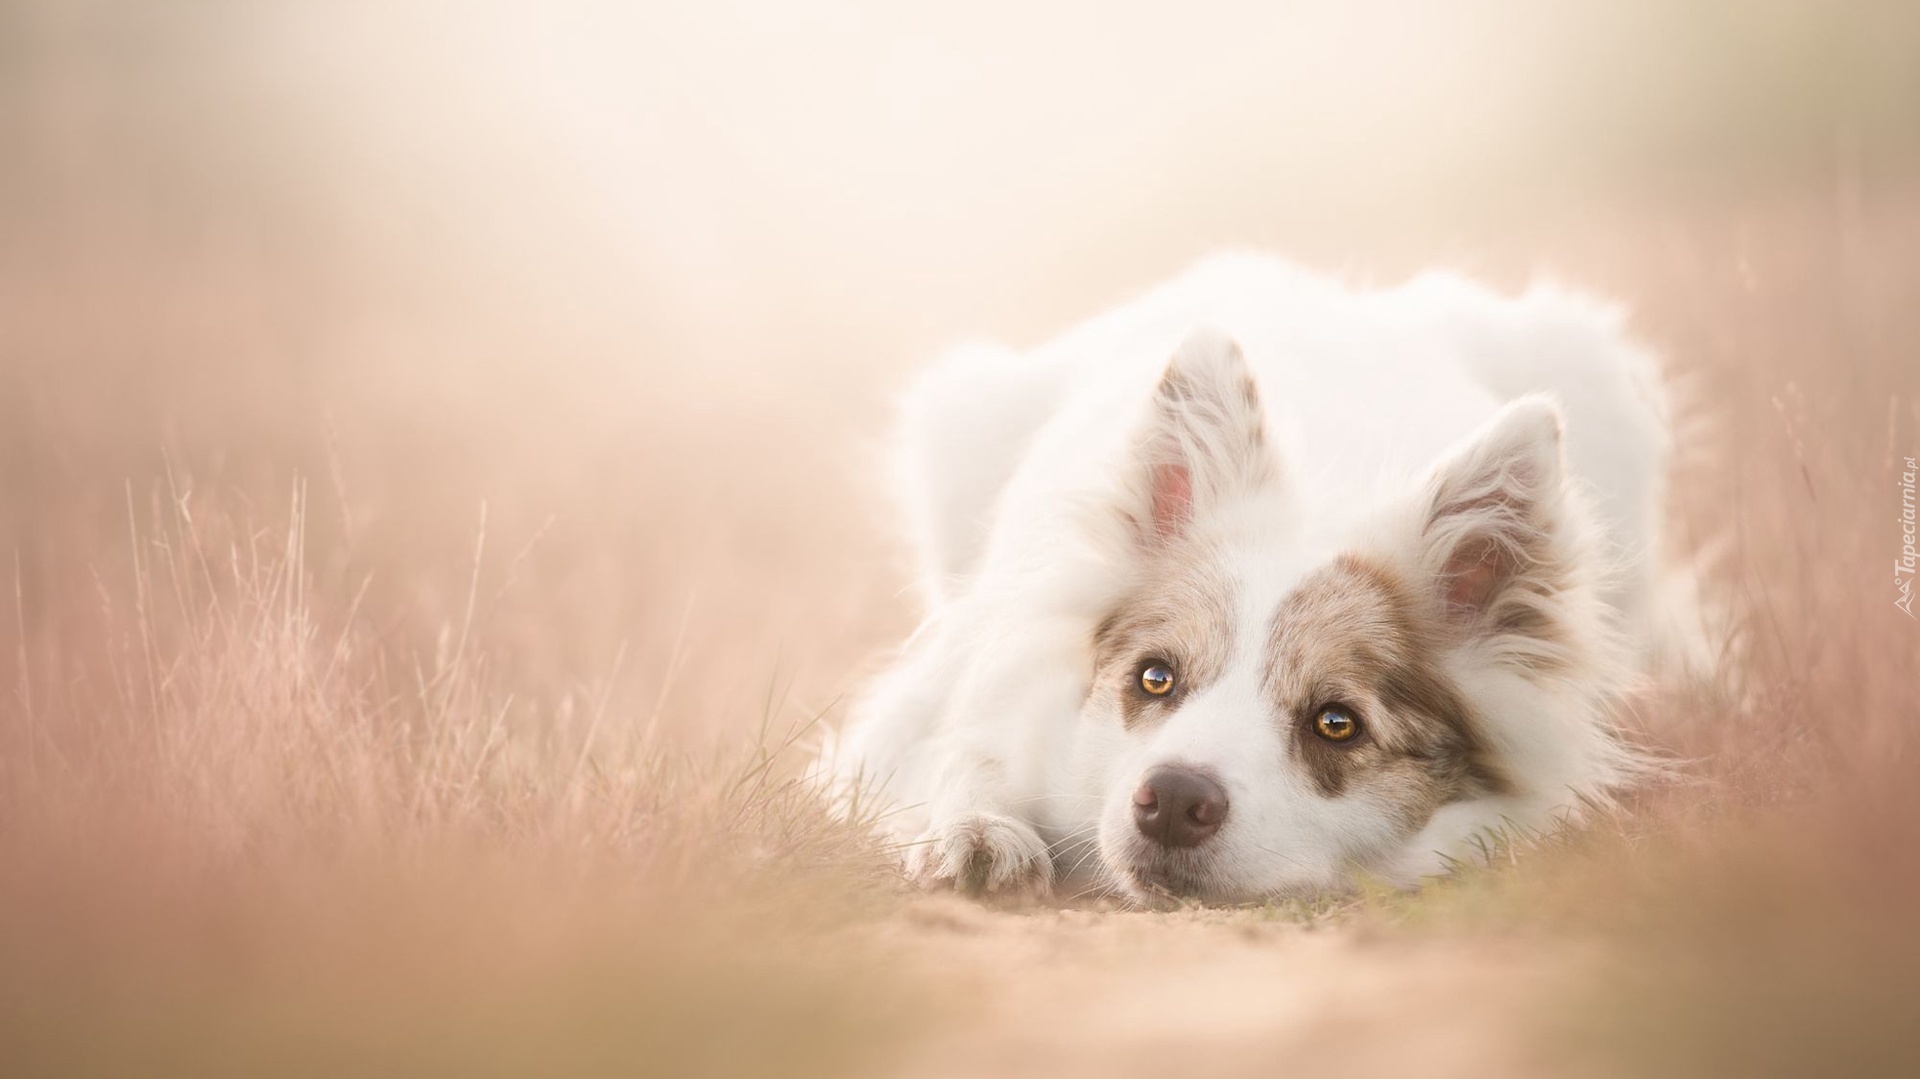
<box><xmin>1899</xmin><ymin>456</ymin><xmax>1917</xmax><ymax>619</ymax></box>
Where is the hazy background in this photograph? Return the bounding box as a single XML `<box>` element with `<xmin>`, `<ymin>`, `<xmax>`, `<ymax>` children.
<box><xmin>2</xmin><ymin>1</ymin><xmax>1918</xmax><ymax>1075</ymax></box>
<box><xmin>5</xmin><ymin>0</ymin><xmax>1915</xmax><ymax>728</ymax></box>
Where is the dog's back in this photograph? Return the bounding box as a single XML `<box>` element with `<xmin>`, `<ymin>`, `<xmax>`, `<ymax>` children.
<box><xmin>895</xmin><ymin>255</ymin><xmax>1692</xmax><ymax>664</ymax></box>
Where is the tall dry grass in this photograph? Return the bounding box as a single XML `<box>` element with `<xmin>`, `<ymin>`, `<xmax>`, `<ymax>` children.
<box><xmin>0</xmin><ymin>475</ymin><xmax>918</xmax><ymax>1076</ymax></box>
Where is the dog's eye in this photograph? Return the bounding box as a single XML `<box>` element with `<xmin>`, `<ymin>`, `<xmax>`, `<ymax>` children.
<box><xmin>1313</xmin><ymin>706</ymin><xmax>1361</xmax><ymax>742</ymax></box>
<box><xmin>1138</xmin><ymin>663</ymin><xmax>1177</xmax><ymax>697</ymax></box>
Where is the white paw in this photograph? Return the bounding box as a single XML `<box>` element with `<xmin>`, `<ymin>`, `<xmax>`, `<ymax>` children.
<box><xmin>905</xmin><ymin>812</ymin><xmax>1054</xmax><ymax>897</ymax></box>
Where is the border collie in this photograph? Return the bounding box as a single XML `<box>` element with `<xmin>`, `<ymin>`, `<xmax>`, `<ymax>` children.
<box><xmin>824</xmin><ymin>254</ymin><xmax>1702</xmax><ymax>903</ymax></box>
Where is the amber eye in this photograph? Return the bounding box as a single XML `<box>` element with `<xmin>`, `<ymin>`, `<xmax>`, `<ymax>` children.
<box><xmin>1138</xmin><ymin>663</ymin><xmax>1177</xmax><ymax>697</ymax></box>
<box><xmin>1313</xmin><ymin>706</ymin><xmax>1361</xmax><ymax>742</ymax></box>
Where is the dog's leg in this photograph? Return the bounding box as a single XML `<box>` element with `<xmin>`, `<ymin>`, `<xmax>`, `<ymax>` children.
<box><xmin>896</xmin><ymin>617</ymin><xmax>1094</xmax><ymax>898</ymax></box>
<box><xmin>904</xmin><ymin>742</ymin><xmax>1054</xmax><ymax>897</ymax></box>
<box><xmin>832</xmin><ymin>611</ymin><xmax>1057</xmax><ymax>896</ymax></box>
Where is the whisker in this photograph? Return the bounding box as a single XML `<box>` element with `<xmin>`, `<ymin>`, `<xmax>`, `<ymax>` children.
<box><xmin>1254</xmin><ymin>843</ymin><xmax>1316</xmax><ymax>873</ymax></box>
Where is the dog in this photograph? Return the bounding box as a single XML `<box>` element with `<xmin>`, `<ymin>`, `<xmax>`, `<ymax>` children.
<box><xmin>823</xmin><ymin>253</ymin><xmax>1701</xmax><ymax>904</ymax></box>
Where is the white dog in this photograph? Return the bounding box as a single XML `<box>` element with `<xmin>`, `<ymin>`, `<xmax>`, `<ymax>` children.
<box><xmin>825</xmin><ymin>254</ymin><xmax>1698</xmax><ymax>904</ymax></box>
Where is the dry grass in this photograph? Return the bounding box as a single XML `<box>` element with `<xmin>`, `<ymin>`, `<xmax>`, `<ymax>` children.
<box><xmin>3</xmin><ymin>1</ymin><xmax>1919</xmax><ymax>1075</ymax></box>
<box><xmin>0</xmin><ymin>479</ymin><xmax>914</xmax><ymax>1077</ymax></box>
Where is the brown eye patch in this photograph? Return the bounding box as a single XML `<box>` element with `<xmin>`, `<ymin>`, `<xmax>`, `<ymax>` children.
<box><xmin>1268</xmin><ymin>556</ymin><xmax>1510</xmax><ymax>820</ymax></box>
<box><xmin>1089</xmin><ymin>553</ymin><xmax>1236</xmax><ymax>729</ymax></box>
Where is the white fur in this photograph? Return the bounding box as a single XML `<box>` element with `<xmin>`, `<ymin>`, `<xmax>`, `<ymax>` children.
<box><xmin>823</xmin><ymin>254</ymin><xmax>1696</xmax><ymax>902</ymax></box>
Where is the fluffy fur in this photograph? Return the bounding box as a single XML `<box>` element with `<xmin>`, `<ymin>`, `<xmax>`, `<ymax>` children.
<box><xmin>823</xmin><ymin>254</ymin><xmax>1698</xmax><ymax>904</ymax></box>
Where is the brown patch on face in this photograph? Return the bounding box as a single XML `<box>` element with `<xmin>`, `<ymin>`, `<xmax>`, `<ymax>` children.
<box><xmin>1089</xmin><ymin>544</ymin><xmax>1237</xmax><ymax>730</ymax></box>
<box><xmin>1267</xmin><ymin>556</ymin><xmax>1510</xmax><ymax>826</ymax></box>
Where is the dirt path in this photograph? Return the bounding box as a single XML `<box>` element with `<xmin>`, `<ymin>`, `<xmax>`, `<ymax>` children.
<box><xmin>852</xmin><ymin>897</ymin><xmax>1583</xmax><ymax>1077</ymax></box>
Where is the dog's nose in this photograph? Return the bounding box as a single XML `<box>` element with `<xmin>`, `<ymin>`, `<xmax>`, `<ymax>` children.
<box><xmin>1132</xmin><ymin>765</ymin><xmax>1228</xmax><ymax>848</ymax></box>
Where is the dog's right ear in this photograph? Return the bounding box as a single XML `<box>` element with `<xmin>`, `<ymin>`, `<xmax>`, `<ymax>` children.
<box><xmin>1129</xmin><ymin>329</ymin><xmax>1278</xmax><ymax>545</ymax></box>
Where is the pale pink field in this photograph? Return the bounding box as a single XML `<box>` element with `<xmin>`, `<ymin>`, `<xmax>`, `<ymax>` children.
<box><xmin>2</xmin><ymin>2</ymin><xmax>1917</xmax><ymax>1075</ymax></box>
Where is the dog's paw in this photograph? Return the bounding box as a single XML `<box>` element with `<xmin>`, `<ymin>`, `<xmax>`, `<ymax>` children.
<box><xmin>905</xmin><ymin>812</ymin><xmax>1054</xmax><ymax>897</ymax></box>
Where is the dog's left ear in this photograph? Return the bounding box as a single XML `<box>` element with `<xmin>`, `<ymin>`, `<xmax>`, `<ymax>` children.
<box><xmin>1132</xmin><ymin>329</ymin><xmax>1277</xmax><ymax>545</ymax></box>
<box><xmin>1419</xmin><ymin>395</ymin><xmax>1569</xmax><ymax>631</ymax></box>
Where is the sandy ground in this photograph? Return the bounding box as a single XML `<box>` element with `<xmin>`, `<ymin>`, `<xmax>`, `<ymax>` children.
<box><xmin>869</xmin><ymin>899</ymin><xmax>1570</xmax><ymax>1078</ymax></box>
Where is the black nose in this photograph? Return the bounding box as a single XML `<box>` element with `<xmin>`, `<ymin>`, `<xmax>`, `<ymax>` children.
<box><xmin>1132</xmin><ymin>765</ymin><xmax>1229</xmax><ymax>848</ymax></box>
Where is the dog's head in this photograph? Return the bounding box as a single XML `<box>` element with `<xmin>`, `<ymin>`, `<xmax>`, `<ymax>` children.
<box><xmin>1076</xmin><ymin>330</ymin><xmax>1587</xmax><ymax>903</ymax></box>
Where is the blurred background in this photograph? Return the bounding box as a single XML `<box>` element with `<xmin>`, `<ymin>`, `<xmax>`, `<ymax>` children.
<box><xmin>1</xmin><ymin>1</ymin><xmax>1918</xmax><ymax>1075</ymax></box>
<box><xmin>4</xmin><ymin>0</ymin><xmax>1915</xmax><ymax>726</ymax></box>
